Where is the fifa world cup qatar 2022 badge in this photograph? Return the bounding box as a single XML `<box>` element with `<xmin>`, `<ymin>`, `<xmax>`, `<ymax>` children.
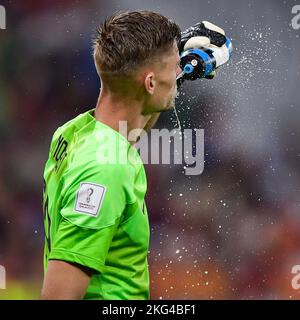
<box><xmin>74</xmin><ymin>182</ymin><xmax>106</xmax><ymax>217</ymax></box>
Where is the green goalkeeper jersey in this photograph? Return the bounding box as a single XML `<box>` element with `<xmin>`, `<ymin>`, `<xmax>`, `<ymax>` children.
<box><xmin>42</xmin><ymin>109</ymin><xmax>150</xmax><ymax>300</ymax></box>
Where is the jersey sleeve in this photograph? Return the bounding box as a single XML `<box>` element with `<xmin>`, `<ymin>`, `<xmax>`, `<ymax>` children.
<box><xmin>49</xmin><ymin>218</ymin><xmax>118</xmax><ymax>273</ymax></box>
<box><xmin>48</xmin><ymin>160</ymin><xmax>136</xmax><ymax>273</ymax></box>
<box><xmin>60</xmin><ymin>160</ymin><xmax>136</xmax><ymax>229</ymax></box>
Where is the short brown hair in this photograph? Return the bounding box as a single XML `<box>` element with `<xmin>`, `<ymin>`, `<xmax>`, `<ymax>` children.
<box><xmin>93</xmin><ymin>10</ymin><xmax>181</xmax><ymax>76</ymax></box>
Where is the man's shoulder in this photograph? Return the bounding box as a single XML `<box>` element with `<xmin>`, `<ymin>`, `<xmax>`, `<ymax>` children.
<box><xmin>49</xmin><ymin>109</ymin><xmax>142</xmax><ymax>182</ymax></box>
<box><xmin>65</xmin><ymin>138</ymin><xmax>137</xmax><ymax>186</ymax></box>
<box><xmin>52</xmin><ymin>110</ymin><xmax>95</xmax><ymax>142</ymax></box>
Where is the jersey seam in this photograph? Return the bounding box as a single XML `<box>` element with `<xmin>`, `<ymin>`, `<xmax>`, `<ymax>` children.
<box><xmin>50</xmin><ymin>248</ymin><xmax>105</xmax><ymax>266</ymax></box>
<box><xmin>60</xmin><ymin>214</ymin><xmax>119</xmax><ymax>230</ymax></box>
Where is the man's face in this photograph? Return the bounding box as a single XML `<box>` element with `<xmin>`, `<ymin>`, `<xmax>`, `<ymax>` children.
<box><xmin>146</xmin><ymin>42</ymin><xmax>182</xmax><ymax>113</ymax></box>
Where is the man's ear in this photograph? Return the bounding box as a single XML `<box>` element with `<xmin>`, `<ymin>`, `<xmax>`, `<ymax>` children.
<box><xmin>144</xmin><ymin>72</ymin><xmax>156</xmax><ymax>95</ymax></box>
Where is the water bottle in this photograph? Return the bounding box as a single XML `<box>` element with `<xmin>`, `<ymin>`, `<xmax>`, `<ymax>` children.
<box><xmin>177</xmin><ymin>36</ymin><xmax>233</xmax><ymax>86</ymax></box>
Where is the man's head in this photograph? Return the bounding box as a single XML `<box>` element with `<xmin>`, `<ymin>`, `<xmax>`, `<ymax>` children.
<box><xmin>93</xmin><ymin>10</ymin><xmax>182</xmax><ymax>114</ymax></box>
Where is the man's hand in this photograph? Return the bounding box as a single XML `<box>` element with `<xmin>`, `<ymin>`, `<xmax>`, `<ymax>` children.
<box><xmin>41</xmin><ymin>260</ymin><xmax>92</xmax><ymax>300</ymax></box>
<box><xmin>180</xmin><ymin>21</ymin><xmax>228</xmax><ymax>53</ymax></box>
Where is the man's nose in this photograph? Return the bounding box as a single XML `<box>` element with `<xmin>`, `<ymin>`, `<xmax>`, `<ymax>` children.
<box><xmin>176</xmin><ymin>65</ymin><xmax>182</xmax><ymax>76</ymax></box>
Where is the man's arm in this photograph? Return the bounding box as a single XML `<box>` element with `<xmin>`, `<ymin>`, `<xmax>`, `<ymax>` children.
<box><xmin>40</xmin><ymin>260</ymin><xmax>92</xmax><ymax>300</ymax></box>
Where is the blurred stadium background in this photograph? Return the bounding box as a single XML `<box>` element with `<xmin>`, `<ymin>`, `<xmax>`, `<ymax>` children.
<box><xmin>0</xmin><ymin>0</ymin><xmax>300</xmax><ymax>299</ymax></box>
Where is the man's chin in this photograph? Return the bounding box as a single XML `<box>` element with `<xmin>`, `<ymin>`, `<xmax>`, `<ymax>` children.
<box><xmin>153</xmin><ymin>96</ymin><xmax>176</xmax><ymax>113</ymax></box>
<box><xmin>167</xmin><ymin>99</ymin><xmax>176</xmax><ymax>110</ymax></box>
<box><xmin>156</xmin><ymin>104</ymin><xmax>175</xmax><ymax>113</ymax></box>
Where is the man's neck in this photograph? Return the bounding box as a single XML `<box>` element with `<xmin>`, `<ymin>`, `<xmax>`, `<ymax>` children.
<box><xmin>94</xmin><ymin>91</ymin><xmax>151</xmax><ymax>144</ymax></box>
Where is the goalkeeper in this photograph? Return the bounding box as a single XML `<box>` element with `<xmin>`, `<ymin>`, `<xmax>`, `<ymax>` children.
<box><xmin>41</xmin><ymin>10</ymin><xmax>231</xmax><ymax>300</ymax></box>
